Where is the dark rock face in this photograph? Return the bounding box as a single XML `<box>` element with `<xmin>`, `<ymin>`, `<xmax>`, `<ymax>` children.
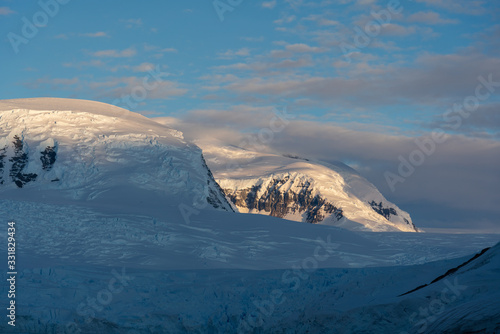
<box><xmin>369</xmin><ymin>201</ymin><xmax>397</xmax><ymax>220</ymax></box>
<box><xmin>40</xmin><ymin>146</ymin><xmax>57</xmax><ymax>170</ymax></box>
<box><xmin>0</xmin><ymin>146</ymin><xmax>6</xmax><ymax>185</ymax></box>
<box><xmin>369</xmin><ymin>200</ymin><xmax>418</xmax><ymax>231</ymax></box>
<box><xmin>9</xmin><ymin>136</ymin><xmax>38</xmax><ymax>188</ymax></box>
<box><xmin>201</xmin><ymin>155</ymin><xmax>234</xmax><ymax>212</ymax></box>
<box><xmin>1</xmin><ymin>136</ymin><xmax>58</xmax><ymax>188</ymax></box>
<box><xmin>224</xmin><ymin>177</ymin><xmax>343</xmax><ymax>224</ymax></box>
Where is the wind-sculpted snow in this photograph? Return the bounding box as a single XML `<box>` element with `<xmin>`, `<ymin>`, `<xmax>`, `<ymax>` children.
<box><xmin>0</xmin><ymin>98</ymin><xmax>232</xmax><ymax>212</ymax></box>
<box><xmin>197</xmin><ymin>140</ymin><xmax>418</xmax><ymax>232</ymax></box>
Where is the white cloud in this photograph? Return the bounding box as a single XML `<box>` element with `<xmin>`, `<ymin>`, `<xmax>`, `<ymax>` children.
<box><xmin>407</xmin><ymin>11</ymin><xmax>458</xmax><ymax>25</ymax></box>
<box><xmin>415</xmin><ymin>0</ymin><xmax>486</xmax><ymax>15</ymax></box>
<box><xmin>302</xmin><ymin>14</ymin><xmax>339</xmax><ymax>26</ymax></box>
<box><xmin>318</xmin><ymin>18</ymin><xmax>339</xmax><ymax>26</ymax></box>
<box><xmin>62</xmin><ymin>60</ymin><xmax>106</xmax><ymax>69</ymax></box>
<box><xmin>92</xmin><ymin>47</ymin><xmax>137</xmax><ymax>58</ymax></box>
<box><xmin>91</xmin><ymin>77</ymin><xmax>188</xmax><ymax>99</ymax></box>
<box><xmin>80</xmin><ymin>32</ymin><xmax>110</xmax><ymax>38</ymax></box>
<box><xmin>285</xmin><ymin>43</ymin><xmax>327</xmax><ymax>53</ymax></box>
<box><xmin>121</xmin><ymin>18</ymin><xmax>143</xmax><ymax>28</ymax></box>
<box><xmin>217</xmin><ymin>48</ymin><xmax>251</xmax><ymax>59</ymax></box>
<box><xmin>241</xmin><ymin>36</ymin><xmax>265</xmax><ymax>42</ymax></box>
<box><xmin>133</xmin><ymin>62</ymin><xmax>155</xmax><ymax>72</ymax></box>
<box><xmin>160</xmin><ymin>48</ymin><xmax>178</xmax><ymax>53</ymax></box>
<box><xmin>211</xmin><ymin>51</ymin><xmax>500</xmax><ymax>110</ymax></box>
<box><xmin>0</xmin><ymin>7</ymin><xmax>14</xmax><ymax>15</ymax></box>
<box><xmin>24</xmin><ymin>77</ymin><xmax>80</xmax><ymax>90</ymax></box>
<box><xmin>262</xmin><ymin>0</ymin><xmax>277</xmax><ymax>9</ymax></box>
<box><xmin>380</xmin><ymin>23</ymin><xmax>417</xmax><ymax>36</ymax></box>
<box><xmin>274</xmin><ymin>15</ymin><xmax>296</xmax><ymax>25</ymax></box>
<box><xmin>143</xmin><ymin>45</ymin><xmax>178</xmax><ymax>54</ymax></box>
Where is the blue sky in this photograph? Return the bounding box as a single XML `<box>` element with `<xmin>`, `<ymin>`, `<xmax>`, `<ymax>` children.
<box><xmin>2</xmin><ymin>0</ymin><xmax>500</xmax><ymax>231</ymax></box>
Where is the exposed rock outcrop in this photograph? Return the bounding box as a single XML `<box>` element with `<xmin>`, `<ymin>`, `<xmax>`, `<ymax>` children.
<box><xmin>224</xmin><ymin>176</ymin><xmax>343</xmax><ymax>224</ymax></box>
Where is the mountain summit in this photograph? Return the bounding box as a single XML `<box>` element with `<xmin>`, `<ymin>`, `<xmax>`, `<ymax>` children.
<box><xmin>0</xmin><ymin>98</ymin><xmax>232</xmax><ymax>214</ymax></box>
<box><xmin>195</xmin><ymin>140</ymin><xmax>418</xmax><ymax>232</ymax></box>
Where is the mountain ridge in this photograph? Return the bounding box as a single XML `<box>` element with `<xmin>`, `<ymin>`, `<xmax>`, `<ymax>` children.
<box><xmin>192</xmin><ymin>139</ymin><xmax>418</xmax><ymax>232</ymax></box>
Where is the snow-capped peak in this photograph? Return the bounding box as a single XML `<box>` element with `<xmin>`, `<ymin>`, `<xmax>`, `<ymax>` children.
<box><xmin>195</xmin><ymin>139</ymin><xmax>418</xmax><ymax>232</ymax></box>
<box><xmin>0</xmin><ymin>98</ymin><xmax>232</xmax><ymax>213</ymax></box>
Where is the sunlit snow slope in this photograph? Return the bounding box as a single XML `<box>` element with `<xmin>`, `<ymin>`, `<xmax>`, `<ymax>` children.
<box><xmin>0</xmin><ymin>98</ymin><xmax>232</xmax><ymax>213</ymax></box>
<box><xmin>195</xmin><ymin>140</ymin><xmax>417</xmax><ymax>232</ymax></box>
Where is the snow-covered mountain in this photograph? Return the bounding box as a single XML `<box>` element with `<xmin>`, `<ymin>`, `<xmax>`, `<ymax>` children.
<box><xmin>0</xmin><ymin>97</ymin><xmax>415</xmax><ymax>232</ymax></box>
<box><xmin>0</xmin><ymin>98</ymin><xmax>232</xmax><ymax>213</ymax></box>
<box><xmin>193</xmin><ymin>140</ymin><xmax>418</xmax><ymax>232</ymax></box>
<box><xmin>0</xmin><ymin>98</ymin><xmax>497</xmax><ymax>333</ymax></box>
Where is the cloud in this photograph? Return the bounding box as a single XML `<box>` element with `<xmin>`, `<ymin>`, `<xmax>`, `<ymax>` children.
<box><xmin>274</xmin><ymin>15</ymin><xmax>296</xmax><ymax>25</ymax></box>
<box><xmin>54</xmin><ymin>34</ymin><xmax>69</xmax><ymax>40</ymax></box>
<box><xmin>121</xmin><ymin>18</ymin><xmax>143</xmax><ymax>28</ymax></box>
<box><xmin>80</xmin><ymin>32</ymin><xmax>110</xmax><ymax>38</ymax></box>
<box><xmin>468</xmin><ymin>24</ymin><xmax>500</xmax><ymax>54</ymax></box>
<box><xmin>241</xmin><ymin>36</ymin><xmax>265</xmax><ymax>42</ymax></box>
<box><xmin>217</xmin><ymin>48</ymin><xmax>251</xmax><ymax>59</ymax></box>
<box><xmin>415</xmin><ymin>0</ymin><xmax>486</xmax><ymax>15</ymax></box>
<box><xmin>161</xmin><ymin>48</ymin><xmax>178</xmax><ymax>53</ymax></box>
<box><xmin>161</xmin><ymin>110</ymin><xmax>500</xmax><ymax>230</ymax></box>
<box><xmin>0</xmin><ymin>7</ymin><xmax>14</xmax><ymax>15</ymax></box>
<box><xmin>143</xmin><ymin>45</ymin><xmax>178</xmax><ymax>58</ymax></box>
<box><xmin>380</xmin><ymin>23</ymin><xmax>417</xmax><ymax>36</ymax></box>
<box><xmin>23</xmin><ymin>74</ymin><xmax>187</xmax><ymax>101</ymax></box>
<box><xmin>285</xmin><ymin>43</ymin><xmax>327</xmax><ymax>53</ymax></box>
<box><xmin>302</xmin><ymin>14</ymin><xmax>339</xmax><ymax>26</ymax></box>
<box><xmin>92</xmin><ymin>47</ymin><xmax>137</xmax><ymax>58</ymax></box>
<box><xmin>407</xmin><ymin>11</ymin><xmax>458</xmax><ymax>25</ymax></box>
<box><xmin>262</xmin><ymin>0</ymin><xmax>277</xmax><ymax>9</ymax></box>
<box><xmin>426</xmin><ymin>103</ymin><xmax>500</xmax><ymax>139</ymax></box>
<box><xmin>54</xmin><ymin>32</ymin><xmax>110</xmax><ymax>39</ymax></box>
<box><xmin>212</xmin><ymin>51</ymin><xmax>500</xmax><ymax>109</ymax></box>
<box><xmin>63</xmin><ymin>60</ymin><xmax>106</xmax><ymax>69</ymax></box>
<box><xmin>132</xmin><ymin>62</ymin><xmax>155</xmax><ymax>72</ymax></box>
<box><xmin>274</xmin><ymin>57</ymin><xmax>313</xmax><ymax>69</ymax></box>
<box><xmin>91</xmin><ymin>77</ymin><xmax>188</xmax><ymax>100</ymax></box>
<box><xmin>213</xmin><ymin>56</ymin><xmax>313</xmax><ymax>73</ymax></box>
<box><xmin>23</xmin><ymin>77</ymin><xmax>80</xmax><ymax>90</ymax></box>
<box><xmin>318</xmin><ymin>18</ymin><xmax>339</xmax><ymax>26</ymax></box>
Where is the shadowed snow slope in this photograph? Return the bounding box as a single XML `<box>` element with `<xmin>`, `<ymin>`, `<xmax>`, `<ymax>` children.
<box><xmin>0</xmin><ymin>98</ymin><xmax>232</xmax><ymax>213</ymax></box>
<box><xmin>0</xmin><ymin>198</ymin><xmax>497</xmax><ymax>333</ymax></box>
